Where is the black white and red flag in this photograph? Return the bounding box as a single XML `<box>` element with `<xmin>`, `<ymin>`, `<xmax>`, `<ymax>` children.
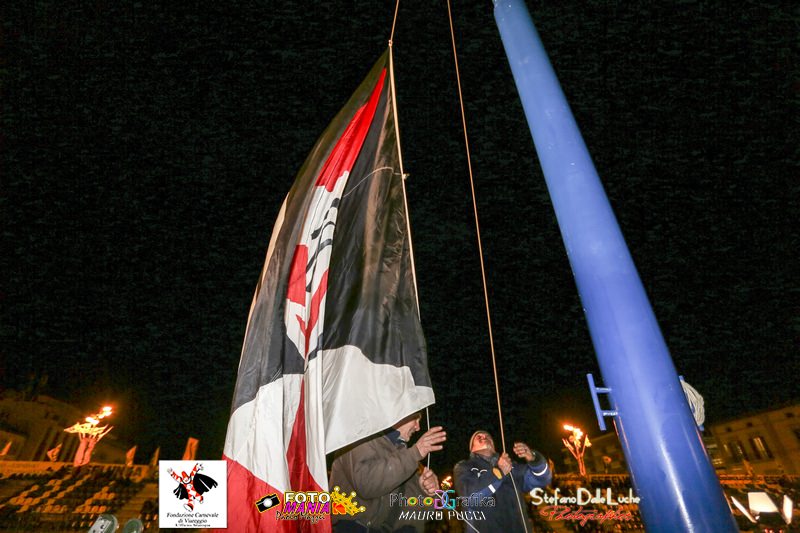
<box><xmin>220</xmin><ymin>52</ymin><xmax>435</xmax><ymax>531</ymax></box>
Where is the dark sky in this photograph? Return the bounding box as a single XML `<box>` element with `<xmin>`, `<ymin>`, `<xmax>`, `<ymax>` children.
<box><xmin>3</xmin><ymin>1</ymin><xmax>798</xmax><ymax>472</ymax></box>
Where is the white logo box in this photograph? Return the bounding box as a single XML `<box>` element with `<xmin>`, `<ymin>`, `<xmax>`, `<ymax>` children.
<box><xmin>158</xmin><ymin>460</ymin><xmax>227</xmax><ymax>529</ymax></box>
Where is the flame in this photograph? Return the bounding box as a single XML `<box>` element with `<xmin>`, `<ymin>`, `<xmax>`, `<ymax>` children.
<box><xmin>80</xmin><ymin>406</ymin><xmax>114</xmax><ymax>427</ymax></box>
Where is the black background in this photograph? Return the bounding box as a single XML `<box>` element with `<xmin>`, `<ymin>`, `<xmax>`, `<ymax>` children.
<box><xmin>3</xmin><ymin>1</ymin><xmax>797</xmax><ymax>473</ymax></box>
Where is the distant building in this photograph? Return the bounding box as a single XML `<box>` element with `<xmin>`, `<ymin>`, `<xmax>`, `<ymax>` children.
<box><xmin>560</xmin><ymin>403</ymin><xmax>800</xmax><ymax>476</ymax></box>
<box><xmin>709</xmin><ymin>403</ymin><xmax>800</xmax><ymax>475</ymax></box>
<box><xmin>0</xmin><ymin>392</ymin><xmax>128</xmax><ymax>464</ymax></box>
<box><xmin>561</xmin><ymin>431</ymin><xmax>627</xmax><ymax>475</ymax></box>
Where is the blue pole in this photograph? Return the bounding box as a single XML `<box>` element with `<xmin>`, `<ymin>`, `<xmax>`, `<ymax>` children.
<box><xmin>492</xmin><ymin>1</ymin><xmax>737</xmax><ymax>531</ymax></box>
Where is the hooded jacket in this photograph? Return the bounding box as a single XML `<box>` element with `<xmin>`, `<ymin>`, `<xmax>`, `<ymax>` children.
<box><xmin>453</xmin><ymin>450</ymin><xmax>551</xmax><ymax>532</ymax></box>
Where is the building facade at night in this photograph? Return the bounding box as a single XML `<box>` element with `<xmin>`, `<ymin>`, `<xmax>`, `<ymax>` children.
<box><xmin>562</xmin><ymin>403</ymin><xmax>800</xmax><ymax>476</ymax></box>
<box><xmin>710</xmin><ymin>403</ymin><xmax>800</xmax><ymax>476</ymax></box>
<box><xmin>0</xmin><ymin>392</ymin><xmax>127</xmax><ymax>465</ymax></box>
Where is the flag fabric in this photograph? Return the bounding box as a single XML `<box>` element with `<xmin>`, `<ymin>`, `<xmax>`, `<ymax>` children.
<box><xmin>46</xmin><ymin>443</ymin><xmax>61</xmax><ymax>462</ymax></box>
<box><xmin>73</xmin><ymin>438</ymin><xmax>97</xmax><ymax>466</ymax></box>
<box><xmin>182</xmin><ymin>437</ymin><xmax>199</xmax><ymax>461</ymax></box>
<box><xmin>126</xmin><ymin>445</ymin><xmax>137</xmax><ymax>466</ymax></box>
<box><xmin>148</xmin><ymin>446</ymin><xmax>160</xmax><ymax>472</ymax></box>
<box><xmin>220</xmin><ymin>51</ymin><xmax>435</xmax><ymax>532</ymax></box>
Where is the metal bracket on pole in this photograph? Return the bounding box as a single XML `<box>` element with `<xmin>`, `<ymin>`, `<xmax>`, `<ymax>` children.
<box><xmin>587</xmin><ymin>373</ymin><xmax>617</xmax><ymax>431</ymax></box>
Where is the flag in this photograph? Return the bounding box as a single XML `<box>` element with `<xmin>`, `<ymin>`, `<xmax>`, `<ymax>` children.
<box><xmin>46</xmin><ymin>443</ymin><xmax>62</xmax><ymax>462</ymax></box>
<box><xmin>126</xmin><ymin>445</ymin><xmax>137</xmax><ymax>466</ymax></box>
<box><xmin>182</xmin><ymin>437</ymin><xmax>199</xmax><ymax>461</ymax></box>
<box><xmin>220</xmin><ymin>51</ymin><xmax>435</xmax><ymax>532</ymax></box>
<box><xmin>73</xmin><ymin>438</ymin><xmax>97</xmax><ymax>466</ymax></box>
<box><xmin>148</xmin><ymin>447</ymin><xmax>160</xmax><ymax>472</ymax></box>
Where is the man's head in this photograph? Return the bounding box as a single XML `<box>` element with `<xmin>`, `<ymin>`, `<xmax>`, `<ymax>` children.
<box><xmin>469</xmin><ymin>430</ymin><xmax>496</xmax><ymax>456</ymax></box>
<box><xmin>393</xmin><ymin>412</ymin><xmax>422</xmax><ymax>441</ymax></box>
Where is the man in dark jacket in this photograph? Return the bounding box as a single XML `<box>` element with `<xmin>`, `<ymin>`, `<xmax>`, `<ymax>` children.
<box><xmin>329</xmin><ymin>412</ymin><xmax>446</xmax><ymax>532</ymax></box>
<box><xmin>453</xmin><ymin>430</ymin><xmax>551</xmax><ymax>533</ymax></box>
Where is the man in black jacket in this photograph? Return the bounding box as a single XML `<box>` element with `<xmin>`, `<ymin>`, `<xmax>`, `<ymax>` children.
<box><xmin>453</xmin><ymin>430</ymin><xmax>551</xmax><ymax>532</ymax></box>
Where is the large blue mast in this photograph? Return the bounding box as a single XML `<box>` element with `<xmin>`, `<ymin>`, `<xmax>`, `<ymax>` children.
<box><xmin>492</xmin><ymin>1</ymin><xmax>737</xmax><ymax>531</ymax></box>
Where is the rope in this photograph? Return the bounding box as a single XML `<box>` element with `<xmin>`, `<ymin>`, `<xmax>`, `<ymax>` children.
<box><xmin>444</xmin><ymin>0</ymin><xmax>506</xmax><ymax>454</ymax></box>
<box><xmin>389</xmin><ymin>0</ymin><xmax>400</xmax><ymax>45</ymax></box>
<box><xmin>388</xmin><ymin>32</ymin><xmax>418</xmax><ymax>319</ymax></box>
<box><xmin>445</xmin><ymin>2</ymin><xmax>529</xmax><ymax>531</ymax></box>
<box><xmin>389</xmin><ymin>0</ymin><xmax>432</xmax><ymax>468</ymax></box>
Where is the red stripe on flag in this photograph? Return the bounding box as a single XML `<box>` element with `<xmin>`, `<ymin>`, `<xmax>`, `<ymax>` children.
<box><xmin>287</xmin><ymin>245</ymin><xmax>308</xmax><ymax>305</ymax></box>
<box><xmin>302</xmin><ymin>270</ymin><xmax>328</xmax><ymax>356</ymax></box>
<box><xmin>285</xmin><ymin>388</ymin><xmax>330</xmax><ymax>532</ymax></box>
<box><xmin>315</xmin><ymin>70</ymin><xmax>386</xmax><ymax>192</ymax></box>
<box><xmin>287</xmin><ymin>383</ymin><xmax>311</xmax><ymax>490</ymax></box>
<box><xmin>216</xmin><ymin>456</ymin><xmax>331</xmax><ymax>532</ymax></box>
<box><xmin>292</xmin><ymin>269</ymin><xmax>329</xmax><ymax>360</ymax></box>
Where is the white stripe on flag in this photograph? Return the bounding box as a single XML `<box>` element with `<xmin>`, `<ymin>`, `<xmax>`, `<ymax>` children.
<box><xmin>223</xmin><ymin>374</ymin><xmax>303</xmax><ymax>494</ymax></box>
<box><xmin>320</xmin><ymin>345</ymin><xmax>435</xmax><ymax>453</ymax></box>
<box><xmin>223</xmin><ymin>346</ymin><xmax>434</xmax><ymax>492</ymax></box>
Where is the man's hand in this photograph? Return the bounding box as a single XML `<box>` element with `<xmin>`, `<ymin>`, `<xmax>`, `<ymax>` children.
<box><xmin>414</xmin><ymin>426</ymin><xmax>446</xmax><ymax>458</ymax></box>
<box><xmin>513</xmin><ymin>442</ymin><xmax>534</xmax><ymax>462</ymax></box>
<box><xmin>167</xmin><ymin>468</ymin><xmax>173</xmax><ymax>474</ymax></box>
<box><xmin>497</xmin><ymin>452</ymin><xmax>512</xmax><ymax>476</ymax></box>
<box><xmin>418</xmin><ymin>467</ymin><xmax>439</xmax><ymax>496</ymax></box>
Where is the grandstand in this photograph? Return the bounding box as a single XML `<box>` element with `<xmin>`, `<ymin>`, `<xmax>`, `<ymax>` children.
<box><xmin>0</xmin><ymin>462</ymin><xmax>797</xmax><ymax>531</ymax></box>
<box><xmin>0</xmin><ymin>463</ymin><xmax>158</xmax><ymax>532</ymax></box>
<box><xmin>0</xmin><ymin>392</ymin><xmax>796</xmax><ymax>531</ymax></box>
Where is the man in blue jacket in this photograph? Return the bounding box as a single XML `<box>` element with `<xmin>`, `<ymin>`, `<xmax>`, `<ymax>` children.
<box><xmin>453</xmin><ymin>430</ymin><xmax>551</xmax><ymax>532</ymax></box>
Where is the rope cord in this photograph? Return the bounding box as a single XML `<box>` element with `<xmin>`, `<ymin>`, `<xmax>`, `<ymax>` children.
<box><xmin>389</xmin><ymin>0</ymin><xmax>400</xmax><ymax>45</ymax></box>
<box><xmin>444</xmin><ymin>0</ymin><xmax>506</xmax><ymax>451</ymax></box>
<box><xmin>445</xmin><ymin>2</ymin><xmax>529</xmax><ymax>531</ymax></box>
<box><xmin>388</xmin><ymin>0</ymin><xmax>432</xmax><ymax>468</ymax></box>
<box><xmin>388</xmin><ymin>35</ymin><xmax>418</xmax><ymax>319</ymax></box>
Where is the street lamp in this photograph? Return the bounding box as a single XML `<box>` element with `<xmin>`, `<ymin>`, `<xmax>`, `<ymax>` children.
<box><xmin>563</xmin><ymin>424</ymin><xmax>591</xmax><ymax>477</ymax></box>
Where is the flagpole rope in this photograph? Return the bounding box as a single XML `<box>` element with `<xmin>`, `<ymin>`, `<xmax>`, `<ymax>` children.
<box><xmin>390</xmin><ymin>0</ymin><xmax>401</xmax><ymax>45</ymax></box>
<box><xmin>445</xmin><ymin>3</ymin><xmax>529</xmax><ymax>530</ymax></box>
<box><xmin>444</xmin><ymin>0</ymin><xmax>506</xmax><ymax>452</ymax></box>
<box><xmin>388</xmin><ymin>4</ymin><xmax>417</xmax><ymax>317</ymax></box>
<box><xmin>389</xmin><ymin>0</ymin><xmax>433</xmax><ymax>469</ymax></box>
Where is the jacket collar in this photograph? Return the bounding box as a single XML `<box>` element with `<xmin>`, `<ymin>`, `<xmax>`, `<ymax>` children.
<box><xmin>470</xmin><ymin>451</ymin><xmax>498</xmax><ymax>466</ymax></box>
<box><xmin>384</xmin><ymin>429</ymin><xmax>408</xmax><ymax>447</ymax></box>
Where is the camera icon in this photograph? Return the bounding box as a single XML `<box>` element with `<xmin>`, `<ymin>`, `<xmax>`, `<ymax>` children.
<box><xmin>255</xmin><ymin>493</ymin><xmax>281</xmax><ymax>513</ymax></box>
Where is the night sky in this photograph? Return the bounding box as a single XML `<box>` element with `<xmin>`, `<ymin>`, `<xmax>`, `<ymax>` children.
<box><xmin>3</xmin><ymin>1</ymin><xmax>798</xmax><ymax>473</ymax></box>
